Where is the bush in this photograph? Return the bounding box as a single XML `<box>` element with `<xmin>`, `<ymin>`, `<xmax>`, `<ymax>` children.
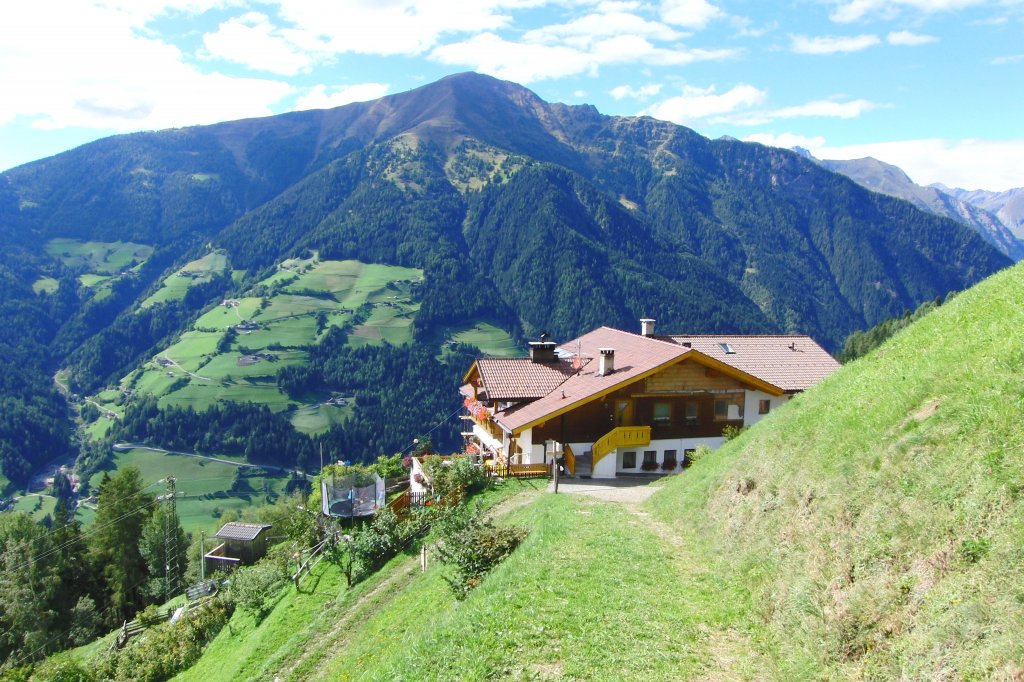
<box><xmin>434</xmin><ymin>504</ymin><xmax>528</xmax><ymax>600</ymax></box>
<box><xmin>228</xmin><ymin>554</ymin><xmax>288</xmax><ymax>620</ymax></box>
<box><xmin>93</xmin><ymin>598</ymin><xmax>233</xmax><ymax>682</ymax></box>
<box><xmin>421</xmin><ymin>455</ymin><xmax>488</xmax><ymax>503</ymax></box>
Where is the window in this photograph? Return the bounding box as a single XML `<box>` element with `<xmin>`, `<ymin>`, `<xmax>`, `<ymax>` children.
<box><xmin>719</xmin><ymin>342</ymin><xmax>736</xmax><ymax>354</ymax></box>
<box><xmin>758</xmin><ymin>399</ymin><xmax>771</xmax><ymax>415</ymax></box>
<box><xmin>653</xmin><ymin>402</ymin><xmax>671</xmax><ymax>425</ymax></box>
<box><xmin>642</xmin><ymin>450</ymin><xmax>657</xmax><ymax>470</ymax></box>
<box><xmin>714</xmin><ymin>393</ymin><xmax>745</xmax><ymax>421</ymax></box>
<box><xmin>684</xmin><ymin>402</ymin><xmax>698</xmax><ymax>425</ymax></box>
<box><xmin>663</xmin><ymin>449</ymin><xmax>678</xmax><ymax>470</ymax></box>
<box><xmin>622</xmin><ymin>451</ymin><xmax>636</xmax><ymax>469</ymax></box>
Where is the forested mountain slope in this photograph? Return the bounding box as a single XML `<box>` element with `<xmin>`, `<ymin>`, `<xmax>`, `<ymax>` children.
<box><xmin>0</xmin><ymin>72</ymin><xmax>1011</xmax><ymax>484</ymax></box>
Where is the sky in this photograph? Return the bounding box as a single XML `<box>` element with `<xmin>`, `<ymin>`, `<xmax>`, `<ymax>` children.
<box><xmin>1</xmin><ymin>0</ymin><xmax>1022</xmax><ymax>190</ymax></box>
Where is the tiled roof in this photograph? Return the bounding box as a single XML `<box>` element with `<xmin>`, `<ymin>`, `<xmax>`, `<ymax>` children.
<box><xmin>494</xmin><ymin>327</ymin><xmax>689</xmax><ymax>432</ymax></box>
<box><xmin>476</xmin><ymin>357</ymin><xmax>581</xmax><ymax>400</ymax></box>
<box><xmin>215</xmin><ymin>522</ymin><xmax>272</xmax><ymax>542</ymax></box>
<box><xmin>663</xmin><ymin>335</ymin><xmax>840</xmax><ymax>392</ymax></box>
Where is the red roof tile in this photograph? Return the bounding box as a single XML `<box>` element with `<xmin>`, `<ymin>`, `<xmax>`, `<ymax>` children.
<box><xmin>475</xmin><ymin>357</ymin><xmax>581</xmax><ymax>401</ymax></box>
<box><xmin>663</xmin><ymin>335</ymin><xmax>840</xmax><ymax>392</ymax></box>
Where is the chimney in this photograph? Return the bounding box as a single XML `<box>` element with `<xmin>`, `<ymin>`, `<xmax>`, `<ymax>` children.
<box><xmin>681</xmin><ymin>341</ymin><xmax>692</xmax><ymax>348</ymax></box>
<box><xmin>640</xmin><ymin>318</ymin><xmax>656</xmax><ymax>337</ymax></box>
<box><xmin>598</xmin><ymin>348</ymin><xmax>615</xmax><ymax>375</ymax></box>
<box><xmin>529</xmin><ymin>340</ymin><xmax>558</xmax><ymax>363</ymax></box>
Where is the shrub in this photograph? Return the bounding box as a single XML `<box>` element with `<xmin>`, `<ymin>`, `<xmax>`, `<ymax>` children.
<box><xmin>434</xmin><ymin>504</ymin><xmax>528</xmax><ymax>600</ymax></box>
<box><xmin>228</xmin><ymin>552</ymin><xmax>289</xmax><ymax>620</ymax></box>
<box><xmin>722</xmin><ymin>424</ymin><xmax>747</xmax><ymax>441</ymax></box>
<box><xmin>93</xmin><ymin>598</ymin><xmax>232</xmax><ymax>682</ymax></box>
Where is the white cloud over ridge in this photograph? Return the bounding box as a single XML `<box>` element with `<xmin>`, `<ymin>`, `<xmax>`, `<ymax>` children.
<box><xmin>660</xmin><ymin>0</ymin><xmax>723</xmax><ymax>29</ymax></box>
<box><xmin>295</xmin><ymin>83</ymin><xmax>391</xmax><ymax>110</ymax></box>
<box><xmin>644</xmin><ymin>84</ymin><xmax>767</xmax><ymax>123</ymax></box>
<box><xmin>744</xmin><ymin>134</ymin><xmax>1024</xmax><ymax>191</ymax></box>
<box><xmin>610</xmin><ymin>83</ymin><xmax>663</xmax><ymax>100</ymax></box>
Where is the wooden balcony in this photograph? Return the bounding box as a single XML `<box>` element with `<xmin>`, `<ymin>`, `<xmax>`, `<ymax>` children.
<box><xmin>592</xmin><ymin>426</ymin><xmax>652</xmax><ymax>469</ymax></box>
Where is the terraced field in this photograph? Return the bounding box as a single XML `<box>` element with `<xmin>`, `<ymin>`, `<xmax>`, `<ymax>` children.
<box><xmin>89</xmin><ymin>258</ymin><xmax>422</xmax><ymax>435</ymax></box>
<box><xmin>43</xmin><ymin>237</ymin><xmax>153</xmax><ymax>298</ymax></box>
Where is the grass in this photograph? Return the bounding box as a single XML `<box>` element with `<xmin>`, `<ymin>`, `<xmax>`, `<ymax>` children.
<box><xmin>141</xmin><ymin>251</ymin><xmax>229</xmax><ymax>307</ymax></box>
<box><xmin>84</xmin><ymin>448</ymin><xmax>289</xmax><ymax>534</ymax></box>
<box><xmin>447</xmin><ymin>320</ymin><xmax>522</xmax><ymax>357</ymax></box>
<box><xmin>11</xmin><ymin>494</ymin><xmax>58</xmax><ymax>522</ymax></box>
<box><xmin>289</xmin><ymin>402</ymin><xmax>351</xmax><ymax>435</ymax></box>
<box><xmin>45</xmin><ymin>238</ymin><xmax>153</xmax><ymax>274</ymax></box>
<box><xmin>645</xmin><ymin>260</ymin><xmax>1024</xmax><ymax>678</ymax></box>
<box><xmin>32</xmin><ymin>276</ymin><xmax>59</xmax><ymax>294</ymax></box>
<box><xmin>173</xmin><ymin>480</ymin><xmax>546</xmax><ymax>682</ymax></box>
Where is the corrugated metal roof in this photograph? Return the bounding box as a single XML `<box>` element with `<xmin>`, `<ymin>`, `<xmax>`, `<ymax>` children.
<box><xmin>215</xmin><ymin>522</ymin><xmax>272</xmax><ymax>542</ymax></box>
<box><xmin>663</xmin><ymin>335</ymin><xmax>840</xmax><ymax>392</ymax></box>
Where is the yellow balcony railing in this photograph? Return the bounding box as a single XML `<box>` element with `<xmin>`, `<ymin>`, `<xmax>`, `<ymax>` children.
<box><xmin>591</xmin><ymin>426</ymin><xmax>651</xmax><ymax>470</ymax></box>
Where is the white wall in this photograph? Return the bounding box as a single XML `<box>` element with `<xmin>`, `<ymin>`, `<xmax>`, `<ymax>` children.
<box><xmin>615</xmin><ymin>437</ymin><xmax>726</xmax><ymax>475</ymax></box>
<box><xmin>743</xmin><ymin>390</ymin><xmax>790</xmax><ymax>428</ymax></box>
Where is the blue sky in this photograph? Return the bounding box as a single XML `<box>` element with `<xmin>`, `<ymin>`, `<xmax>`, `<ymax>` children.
<box><xmin>2</xmin><ymin>0</ymin><xmax>1022</xmax><ymax>189</ymax></box>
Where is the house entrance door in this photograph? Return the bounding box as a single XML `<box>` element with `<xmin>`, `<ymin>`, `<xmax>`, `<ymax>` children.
<box><xmin>614</xmin><ymin>400</ymin><xmax>633</xmax><ymax>427</ymax></box>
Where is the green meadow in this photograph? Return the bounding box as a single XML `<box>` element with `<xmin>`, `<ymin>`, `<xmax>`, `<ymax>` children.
<box><xmin>141</xmin><ymin>250</ymin><xmax>230</xmax><ymax>307</ymax></box>
<box><xmin>86</xmin><ymin>448</ymin><xmax>290</xmax><ymax>535</ymax></box>
<box><xmin>32</xmin><ymin>276</ymin><xmax>59</xmax><ymax>294</ymax></box>
<box><xmin>45</xmin><ymin>238</ymin><xmax>153</xmax><ymax>275</ymax></box>
<box><xmin>447</xmin><ymin>320</ymin><xmax>521</xmax><ymax>357</ymax></box>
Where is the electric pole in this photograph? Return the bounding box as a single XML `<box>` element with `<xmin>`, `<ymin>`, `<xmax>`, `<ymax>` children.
<box><xmin>164</xmin><ymin>475</ymin><xmax>178</xmax><ymax>600</ymax></box>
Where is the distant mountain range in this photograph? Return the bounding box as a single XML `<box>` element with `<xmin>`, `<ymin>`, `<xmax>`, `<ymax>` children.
<box><xmin>931</xmin><ymin>184</ymin><xmax>1024</xmax><ymax>242</ymax></box>
<box><xmin>794</xmin><ymin>148</ymin><xmax>1024</xmax><ymax>262</ymax></box>
<box><xmin>0</xmin><ymin>72</ymin><xmax>1013</xmax><ymax>481</ymax></box>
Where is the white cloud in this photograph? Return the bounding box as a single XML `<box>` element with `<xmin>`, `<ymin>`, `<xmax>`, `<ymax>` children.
<box><xmin>202</xmin><ymin>12</ymin><xmax>321</xmax><ymax>76</ymax></box>
<box><xmin>830</xmin><ymin>0</ymin><xmax>989</xmax><ymax>23</ymax></box>
<box><xmin>771</xmin><ymin>98</ymin><xmax>877</xmax><ymax>119</ymax></box>
<box><xmin>660</xmin><ymin>0</ymin><xmax>723</xmax><ymax>30</ymax></box>
<box><xmin>886</xmin><ymin>30</ymin><xmax>938</xmax><ymax>45</ymax></box>
<box><xmin>791</xmin><ymin>34</ymin><xmax>880</xmax><ymax>54</ymax></box>
<box><xmin>524</xmin><ymin>11</ymin><xmax>683</xmax><ymax>47</ymax></box>
<box><xmin>992</xmin><ymin>53</ymin><xmax>1024</xmax><ymax>65</ymax></box>
<box><xmin>610</xmin><ymin>83</ymin><xmax>663</xmax><ymax>100</ymax></box>
<box><xmin>0</xmin><ymin>1</ymin><xmax>292</xmax><ymax>131</ymax></box>
<box><xmin>274</xmin><ymin>0</ymin><xmax>524</xmax><ymax>57</ymax></box>
<box><xmin>743</xmin><ymin>132</ymin><xmax>827</xmax><ymax>150</ymax></box>
<box><xmin>644</xmin><ymin>84</ymin><xmax>766</xmax><ymax>124</ymax></box>
<box><xmin>295</xmin><ymin>83</ymin><xmax>391</xmax><ymax>110</ymax></box>
<box><xmin>748</xmin><ymin>134</ymin><xmax>1024</xmax><ymax>191</ymax></box>
<box><xmin>430</xmin><ymin>32</ymin><xmax>736</xmax><ymax>83</ymax></box>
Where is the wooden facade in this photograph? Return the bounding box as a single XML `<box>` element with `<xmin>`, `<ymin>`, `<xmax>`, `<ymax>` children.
<box><xmin>532</xmin><ymin>359</ymin><xmax>747</xmax><ymax>444</ymax></box>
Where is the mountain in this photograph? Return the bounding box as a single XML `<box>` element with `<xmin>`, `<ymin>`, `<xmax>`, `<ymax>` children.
<box><xmin>0</xmin><ymin>72</ymin><xmax>1012</xmax><ymax>484</ymax></box>
<box><xmin>804</xmin><ymin>154</ymin><xmax>1024</xmax><ymax>261</ymax></box>
<box><xmin>933</xmin><ymin>184</ymin><xmax>1024</xmax><ymax>242</ymax></box>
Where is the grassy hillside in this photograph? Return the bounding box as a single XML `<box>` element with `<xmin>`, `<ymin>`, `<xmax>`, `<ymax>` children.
<box><xmin>650</xmin><ymin>259</ymin><xmax>1024</xmax><ymax>678</ymax></box>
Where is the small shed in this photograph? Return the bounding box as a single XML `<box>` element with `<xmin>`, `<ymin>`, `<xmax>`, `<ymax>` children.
<box><xmin>204</xmin><ymin>522</ymin><xmax>272</xmax><ymax>568</ymax></box>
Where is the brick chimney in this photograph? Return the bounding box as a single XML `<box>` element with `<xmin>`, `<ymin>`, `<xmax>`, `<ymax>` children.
<box><xmin>598</xmin><ymin>348</ymin><xmax>615</xmax><ymax>375</ymax></box>
<box><xmin>640</xmin><ymin>318</ymin><xmax>656</xmax><ymax>337</ymax></box>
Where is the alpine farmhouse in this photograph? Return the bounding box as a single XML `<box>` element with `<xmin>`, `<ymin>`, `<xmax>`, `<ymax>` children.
<box><xmin>460</xmin><ymin>320</ymin><xmax>840</xmax><ymax>479</ymax></box>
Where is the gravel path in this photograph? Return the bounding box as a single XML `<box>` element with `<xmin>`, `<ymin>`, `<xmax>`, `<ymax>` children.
<box><xmin>547</xmin><ymin>477</ymin><xmax>666</xmax><ymax>504</ymax></box>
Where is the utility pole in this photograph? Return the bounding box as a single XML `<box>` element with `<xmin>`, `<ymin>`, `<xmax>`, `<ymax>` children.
<box><xmin>164</xmin><ymin>475</ymin><xmax>178</xmax><ymax>600</ymax></box>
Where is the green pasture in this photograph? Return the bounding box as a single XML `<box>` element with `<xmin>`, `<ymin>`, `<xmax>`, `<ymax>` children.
<box><xmin>158</xmin><ymin>382</ymin><xmax>294</xmax><ymax>412</ymax></box>
<box><xmin>162</xmin><ymin>330</ymin><xmax>223</xmax><ymax>372</ymax></box>
<box><xmin>32</xmin><ymin>276</ymin><xmax>59</xmax><ymax>294</ymax></box>
<box><xmin>12</xmin><ymin>494</ymin><xmax>58</xmax><ymax>522</ymax></box>
<box><xmin>45</xmin><ymin>238</ymin><xmax>152</xmax><ymax>274</ymax></box>
<box><xmin>236</xmin><ymin>316</ymin><xmax>323</xmax><ymax>351</ymax></box>
<box><xmin>289</xmin><ymin>402</ymin><xmax>352</xmax><ymax>435</ymax></box>
<box><xmin>448</xmin><ymin>320</ymin><xmax>521</xmax><ymax>357</ymax></box>
<box><xmin>252</xmin><ymin>294</ymin><xmax>339</xmax><ymax>321</ymax></box>
<box><xmin>78</xmin><ymin>273</ymin><xmax>112</xmax><ymax>288</ymax></box>
<box><xmin>141</xmin><ymin>251</ymin><xmax>229</xmax><ymax>307</ymax></box>
<box><xmin>86</xmin><ymin>448</ymin><xmax>289</xmax><ymax>534</ymax></box>
<box><xmin>194</xmin><ymin>298</ymin><xmax>262</xmax><ymax>330</ymax></box>
<box><xmin>199</xmin><ymin>349</ymin><xmax>308</xmax><ymax>380</ymax></box>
